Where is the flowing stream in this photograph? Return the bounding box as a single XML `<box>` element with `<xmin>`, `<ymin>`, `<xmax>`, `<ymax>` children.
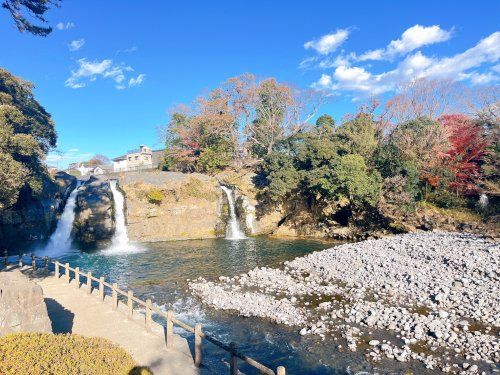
<box><xmin>38</xmin><ymin>182</ymin><xmax>81</xmax><ymax>257</ymax></box>
<box><xmin>220</xmin><ymin>186</ymin><xmax>246</xmax><ymax>240</ymax></box>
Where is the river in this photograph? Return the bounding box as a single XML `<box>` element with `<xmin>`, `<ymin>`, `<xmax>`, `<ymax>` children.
<box><xmin>44</xmin><ymin>236</ymin><xmax>395</xmax><ymax>374</ymax></box>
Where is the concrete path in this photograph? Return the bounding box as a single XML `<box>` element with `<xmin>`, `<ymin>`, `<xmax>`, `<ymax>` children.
<box><xmin>37</xmin><ymin>274</ymin><xmax>197</xmax><ymax>375</ymax></box>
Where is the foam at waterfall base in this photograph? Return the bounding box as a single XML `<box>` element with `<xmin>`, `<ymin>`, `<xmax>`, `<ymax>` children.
<box><xmin>101</xmin><ymin>241</ymin><xmax>145</xmax><ymax>256</ymax></box>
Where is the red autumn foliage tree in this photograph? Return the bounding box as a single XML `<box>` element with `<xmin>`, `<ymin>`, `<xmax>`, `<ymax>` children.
<box><xmin>438</xmin><ymin>114</ymin><xmax>490</xmax><ymax>194</ymax></box>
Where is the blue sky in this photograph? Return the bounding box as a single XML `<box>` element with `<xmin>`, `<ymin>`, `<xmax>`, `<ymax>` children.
<box><xmin>0</xmin><ymin>1</ymin><xmax>498</xmax><ymax>168</ymax></box>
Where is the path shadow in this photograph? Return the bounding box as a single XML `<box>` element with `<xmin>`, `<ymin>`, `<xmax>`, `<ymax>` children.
<box><xmin>44</xmin><ymin>297</ymin><xmax>75</xmax><ymax>333</ymax></box>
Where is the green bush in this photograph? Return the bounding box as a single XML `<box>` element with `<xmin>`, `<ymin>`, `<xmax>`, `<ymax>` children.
<box><xmin>427</xmin><ymin>189</ymin><xmax>465</xmax><ymax>209</ymax></box>
<box><xmin>146</xmin><ymin>188</ymin><xmax>163</xmax><ymax>205</ymax></box>
<box><xmin>197</xmin><ymin>145</ymin><xmax>231</xmax><ymax>174</ymax></box>
<box><xmin>0</xmin><ymin>332</ymin><xmax>151</xmax><ymax>375</ymax></box>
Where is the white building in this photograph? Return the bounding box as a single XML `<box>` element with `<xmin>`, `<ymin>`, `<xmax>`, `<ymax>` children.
<box><xmin>113</xmin><ymin>145</ymin><xmax>155</xmax><ymax>172</ymax></box>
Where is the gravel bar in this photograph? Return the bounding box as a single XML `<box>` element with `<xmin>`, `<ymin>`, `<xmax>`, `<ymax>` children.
<box><xmin>189</xmin><ymin>232</ymin><xmax>499</xmax><ymax>373</ymax></box>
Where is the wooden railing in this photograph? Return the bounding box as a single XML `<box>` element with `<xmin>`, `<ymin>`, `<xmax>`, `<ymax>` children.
<box><xmin>2</xmin><ymin>252</ymin><xmax>286</xmax><ymax>375</ymax></box>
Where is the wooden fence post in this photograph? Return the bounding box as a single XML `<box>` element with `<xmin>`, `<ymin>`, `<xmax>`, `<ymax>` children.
<box><xmin>166</xmin><ymin>310</ymin><xmax>174</xmax><ymax>349</ymax></box>
<box><xmin>44</xmin><ymin>256</ymin><xmax>49</xmax><ymax>270</ymax></box>
<box><xmin>277</xmin><ymin>366</ymin><xmax>286</xmax><ymax>375</ymax></box>
<box><xmin>74</xmin><ymin>267</ymin><xmax>80</xmax><ymax>289</ymax></box>
<box><xmin>54</xmin><ymin>261</ymin><xmax>59</xmax><ymax>278</ymax></box>
<box><xmin>145</xmin><ymin>299</ymin><xmax>152</xmax><ymax>332</ymax></box>
<box><xmin>99</xmin><ymin>277</ymin><xmax>104</xmax><ymax>301</ymax></box>
<box><xmin>194</xmin><ymin>323</ymin><xmax>202</xmax><ymax>367</ymax></box>
<box><xmin>127</xmin><ymin>291</ymin><xmax>133</xmax><ymax>319</ymax></box>
<box><xmin>229</xmin><ymin>342</ymin><xmax>238</xmax><ymax>375</ymax></box>
<box><xmin>31</xmin><ymin>254</ymin><xmax>36</xmax><ymax>270</ymax></box>
<box><xmin>4</xmin><ymin>250</ymin><xmax>7</xmax><ymax>266</ymax></box>
<box><xmin>87</xmin><ymin>272</ymin><xmax>92</xmax><ymax>294</ymax></box>
<box><xmin>65</xmin><ymin>263</ymin><xmax>70</xmax><ymax>283</ymax></box>
<box><xmin>112</xmin><ymin>283</ymin><xmax>118</xmax><ymax>310</ymax></box>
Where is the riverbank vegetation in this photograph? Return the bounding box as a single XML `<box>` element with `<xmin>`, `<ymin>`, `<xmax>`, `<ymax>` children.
<box><xmin>0</xmin><ymin>332</ymin><xmax>151</xmax><ymax>375</ymax></box>
<box><xmin>162</xmin><ymin>74</ymin><xmax>499</xmax><ymax>234</ymax></box>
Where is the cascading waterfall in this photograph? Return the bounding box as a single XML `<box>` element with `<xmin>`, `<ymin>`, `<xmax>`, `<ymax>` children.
<box><xmin>220</xmin><ymin>185</ymin><xmax>246</xmax><ymax>240</ymax></box>
<box><xmin>479</xmin><ymin>193</ymin><xmax>489</xmax><ymax>209</ymax></box>
<box><xmin>39</xmin><ymin>181</ymin><xmax>81</xmax><ymax>257</ymax></box>
<box><xmin>105</xmin><ymin>180</ymin><xmax>141</xmax><ymax>254</ymax></box>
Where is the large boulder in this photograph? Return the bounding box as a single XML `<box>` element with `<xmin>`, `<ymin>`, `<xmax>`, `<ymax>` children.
<box><xmin>0</xmin><ymin>270</ymin><xmax>52</xmax><ymax>336</ymax></box>
<box><xmin>0</xmin><ymin>172</ymin><xmax>77</xmax><ymax>252</ymax></box>
<box><xmin>72</xmin><ymin>177</ymin><xmax>115</xmax><ymax>248</ymax></box>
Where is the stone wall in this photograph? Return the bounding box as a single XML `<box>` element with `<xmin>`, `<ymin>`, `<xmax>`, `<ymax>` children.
<box><xmin>0</xmin><ymin>270</ymin><xmax>51</xmax><ymax>336</ymax></box>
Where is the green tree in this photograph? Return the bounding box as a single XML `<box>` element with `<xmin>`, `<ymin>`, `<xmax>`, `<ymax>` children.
<box><xmin>261</xmin><ymin>118</ymin><xmax>382</xmax><ymax>209</ymax></box>
<box><xmin>315</xmin><ymin>114</ymin><xmax>335</xmax><ymax>129</ymax></box>
<box><xmin>2</xmin><ymin>0</ymin><xmax>61</xmax><ymax>36</ymax></box>
<box><xmin>333</xmin><ymin>154</ymin><xmax>381</xmax><ymax>207</ymax></box>
<box><xmin>336</xmin><ymin>113</ymin><xmax>379</xmax><ymax>160</ymax></box>
<box><xmin>0</xmin><ymin>68</ymin><xmax>56</xmax><ymax>150</ymax></box>
<box><xmin>0</xmin><ymin>68</ymin><xmax>55</xmax><ymax>210</ymax></box>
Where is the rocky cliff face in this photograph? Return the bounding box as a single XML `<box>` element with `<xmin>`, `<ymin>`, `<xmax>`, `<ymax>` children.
<box><xmin>0</xmin><ymin>172</ymin><xmax>77</xmax><ymax>252</ymax></box>
<box><xmin>72</xmin><ymin>178</ymin><xmax>115</xmax><ymax>248</ymax></box>
<box><xmin>0</xmin><ymin>270</ymin><xmax>52</xmax><ymax>336</ymax></box>
<box><xmin>118</xmin><ymin>171</ymin><xmax>224</xmax><ymax>242</ymax></box>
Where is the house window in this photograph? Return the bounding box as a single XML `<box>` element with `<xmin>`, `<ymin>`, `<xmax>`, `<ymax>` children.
<box><xmin>135</xmin><ymin>156</ymin><xmax>139</xmax><ymax>160</ymax></box>
<box><xmin>128</xmin><ymin>157</ymin><xmax>132</xmax><ymax>161</ymax></box>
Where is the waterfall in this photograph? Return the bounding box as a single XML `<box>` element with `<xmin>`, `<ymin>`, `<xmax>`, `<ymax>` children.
<box><xmin>479</xmin><ymin>193</ymin><xmax>489</xmax><ymax>209</ymax></box>
<box><xmin>220</xmin><ymin>186</ymin><xmax>246</xmax><ymax>240</ymax></box>
<box><xmin>105</xmin><ymin>180</ymin><xmax>141</xmax><ymax>254</ymax></box>
<box><xmin>39</xmin><ymin>182</ymin><xmax>81</xmax><ymax>257</ymax></box>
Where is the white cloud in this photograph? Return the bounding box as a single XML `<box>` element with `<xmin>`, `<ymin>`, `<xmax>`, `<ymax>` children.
<box><xmin>317</xmin><ymin>53</ymin><xmax>356</xmax><ymax>69</ymax></box>
<box><xmin>123</xmin><ymin>46</ymin><xmax>137</xmax><ymax>53</ymax></box>
<box><xmin>304</xmin><ymin>29</ymin><xmax>350</xmax><ymax>55</ymax></box>
<box><xmin>65</xmin><ymin>58</ymin><xmax>143</xmax><ymax>89</ymax></box>
<box><xmin>129</xmin><ymin>73</ymin><xmax>146</xmax><ymax>87</ymax></box>
<box><xmin>359</xmin><ymin>24</ymin><xmax>452</xmax><ymax>61</ymax></box>
<box><xmin>68</xmin><ymin>38</ymin><xmax>85</xmax><ymax>51</ymax></box>
<box><xmin>463</xmin><ymin>71</ymin><xmax>499</xmax><ymax>85</ymax></box>
<box><xmin>312</xmin><ymin>31</ymin><xmax>500</xmax><ymax>96</ymax></box>
<box><xmin>56</xmin><ymin>22</ymin><xmax>74</xmax><ymax>30</ymax></box>
<box><xmin>358</xmin><ymin>49</ymin><xmax>383</xmax><ymax>61</ymax></box>
<box><xmin>46</xmin><ymin>148</ymin><xmax>93</xmax><ymax>168</ymax></box>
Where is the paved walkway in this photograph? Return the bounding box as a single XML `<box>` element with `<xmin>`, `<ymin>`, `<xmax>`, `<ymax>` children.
<box><xmin>37</xmin><ymin>274</ymin><xmax>197</xmax><ymax>375</ymax></box>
